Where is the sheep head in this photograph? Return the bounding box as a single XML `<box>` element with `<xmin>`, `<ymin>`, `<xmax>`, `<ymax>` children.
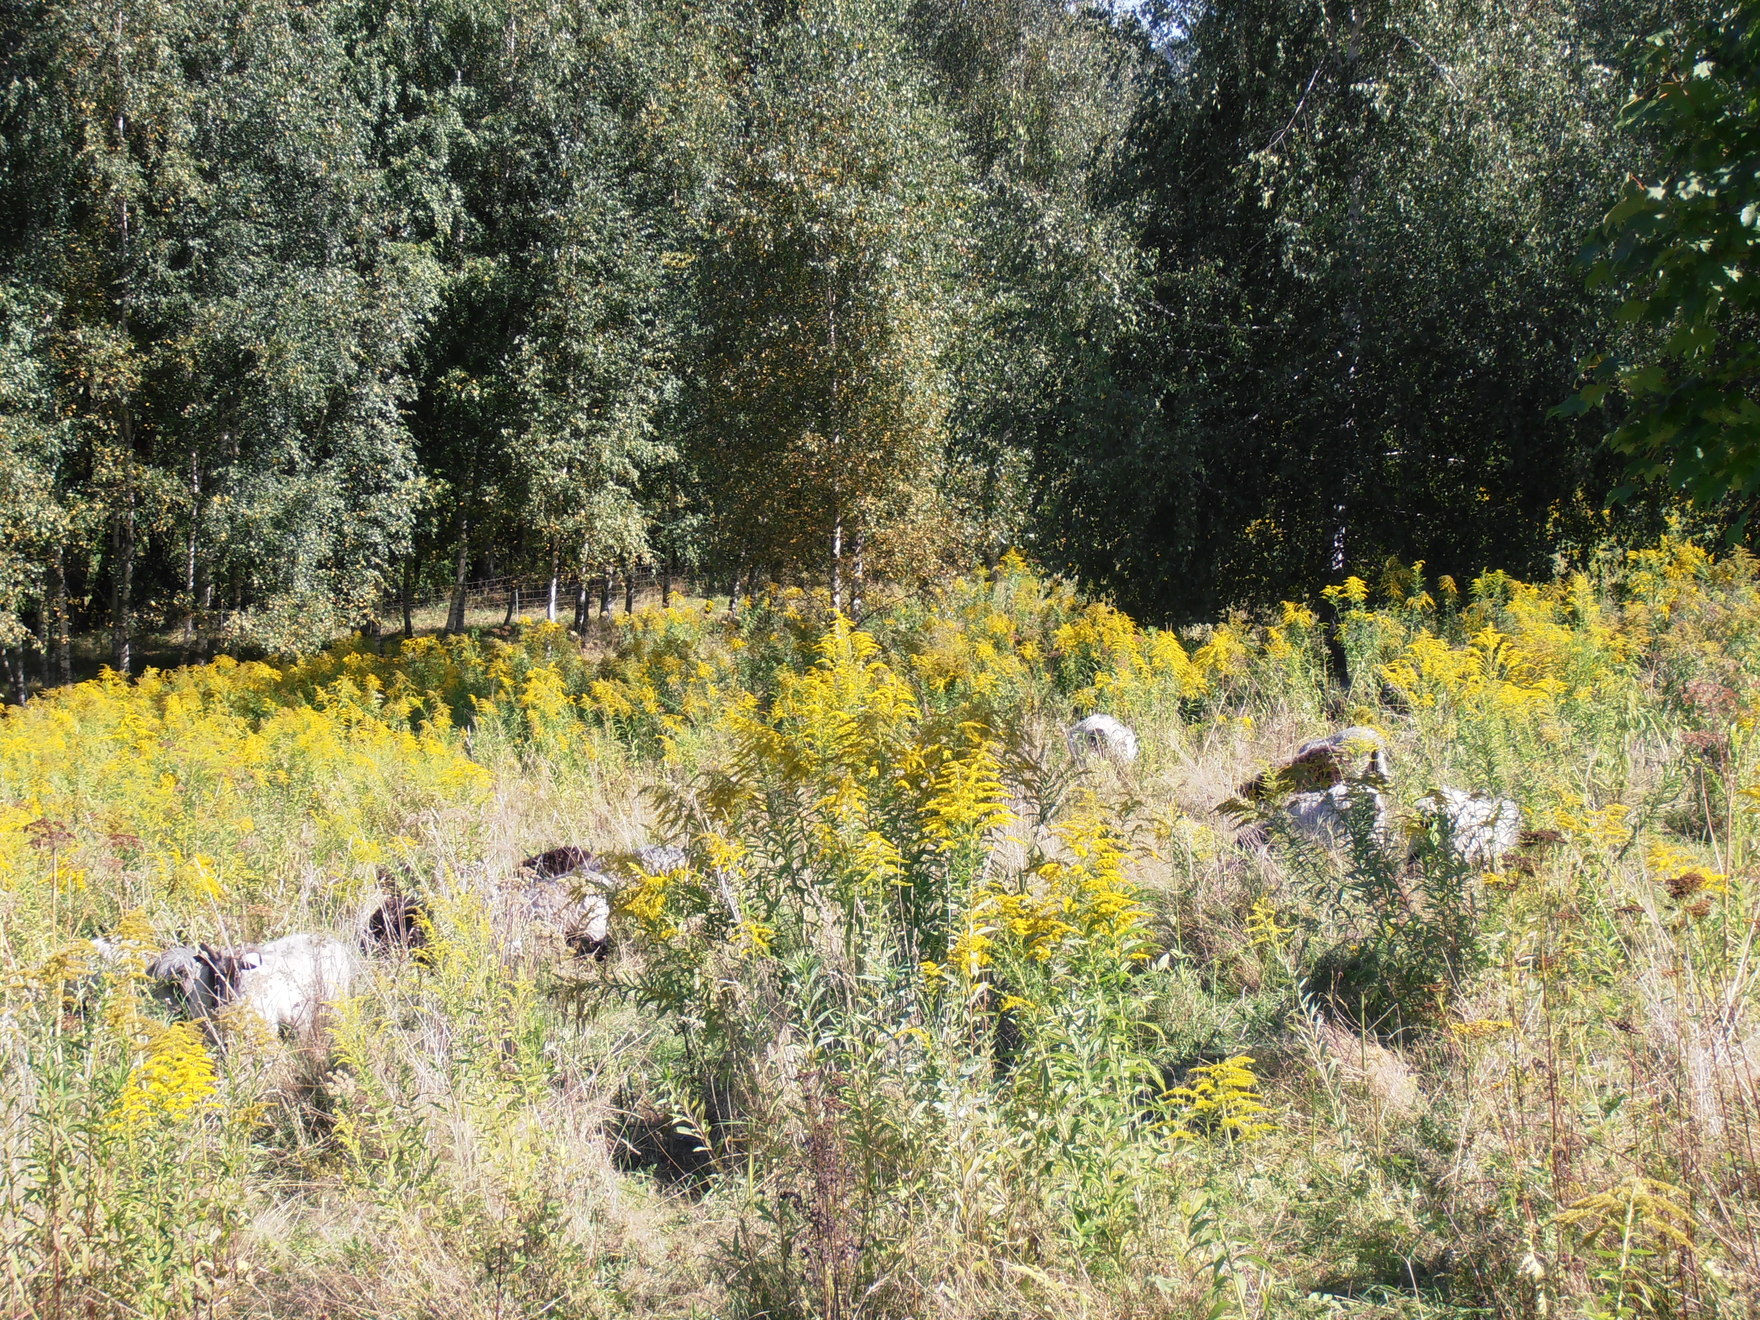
<box><xmin>147</xmin><ymin>943</ymin><xmax>261</xmax><ymax>1017</ymax></box>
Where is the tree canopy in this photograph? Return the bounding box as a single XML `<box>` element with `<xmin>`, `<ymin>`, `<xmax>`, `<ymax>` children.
<box><xmin>0</xmin><ymin>0</ymin><xmax>1728</xmax><ymax>682</ymax></box>
<box><xmin>1569</xmin><ymin>0</ymin><xmax>1760</xmax><ymax>513</ymax></box>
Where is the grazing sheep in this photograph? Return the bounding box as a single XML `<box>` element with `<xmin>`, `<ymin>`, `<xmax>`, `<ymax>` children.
<box><xmin>1416</xmin><ymin>787</ymin><xmax>1522</xmax><ymax>868</ymax></box>
<box><xmin>360</xmin><ymin>888</ymin><xmax>430</xmax><ymax>958</ymax></box>
<box><xmin>147</xmin><ymin>943</ymin><xmax>255</xmax><ymax>1019</ymax></box>
<box><xmin>148</xmin><ymin>934</ymin><xmax>359</xmax><ymax>1035</ymax></box>
<box><xmin>1287</xmin><ymin>726</ymin><xmax>1391</xmax><ymax>789</ymax></box>
<box><xmin>240</xmin><ymin>934</ymin><xmax>360</xmax><ymax>1032</ymax></box>
<box><xmin>1067</xmin><ymin>714</ymin><xmax>1140</xmax><ymax>765</ymax></box>
<box><xmin>1285</xmin><ymin>780</ymin><xmax>1392</xmax><ymax>847</ymax></box>
<box><xmin>514</xmin><ymin>842</ymin><xmax>686</xmax><ymax>959</ymax></box>
<box><xmin>1236</xmin><ymin>726</ymin><xmax>1392</xmax><ymax>847</ymax></box>
<box><xmin>521</xmin><ymin>845</ymin><xmax>595</xmax><ymax>880</ymax></box>
<box><xmin>87</xmin><ymin>936</ymin><xmax>131</xmax><ymax>965</ymax></box>
<box><xmin>72</xmin><ymin>935</ymin><xmax>146</xmax><ymax>1007</ymax></box>
<box><xmin>518</xmin><ymin>847</ymin><xmax>615</xmax><ymax>960</ymax></box>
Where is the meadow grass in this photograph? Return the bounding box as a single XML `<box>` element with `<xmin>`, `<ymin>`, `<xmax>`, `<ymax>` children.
<box><xmin>2</xmin><ymin>543</ymin><xmax>1758</xmax><ymax>1318</ymax></box>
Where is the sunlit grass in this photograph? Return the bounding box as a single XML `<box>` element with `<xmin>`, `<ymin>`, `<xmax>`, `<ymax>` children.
<box><xmin>3</xmin><ymin>539</ymin><xmax>1758</xmax><ymax>1316</ymax></box>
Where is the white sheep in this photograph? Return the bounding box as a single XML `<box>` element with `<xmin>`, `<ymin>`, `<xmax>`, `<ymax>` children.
<box><xmin>1067</xmin><ymin>713</ymin><xmax>1140</xmax><ymax>765</ymax></box>
<box><xmin>518</xmin><ymin>847</ymin><xmax>616</xmax><ymax>959</ymax></box>
<box><xmin>1286</xmin><ymin>780</ymin><xmax>1392</xmax><ymax>847</ymax></box>
<box><xmin>522</xmin><ymin>877</ymin><xmax>613</xmax><ymax>958</ymax></box>
<box><xmin>148</xmin><ymin>934</ymin><xmax>359</xmax><ymax>1035</ymax></box>
<box><xmin>1416</xmin><ymin>787</ymin><xmax>1522</xmax><ymax>868</ymax></box>
<box><xmin>633</xmin><ymin>844</ymin><xmax>687</xmax><ymax>874</ymax></box>
<box><xmin>237</xmin><ymin>934</ymin><xmax>360</xmax><ymax>1032</ymax></box>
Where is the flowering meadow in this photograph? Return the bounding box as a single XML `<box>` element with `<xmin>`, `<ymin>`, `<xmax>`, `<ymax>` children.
<box><xmin>3</xmin><ymin>544</ymin><xmax>1760</xmax><ymax>1317</ymax></box>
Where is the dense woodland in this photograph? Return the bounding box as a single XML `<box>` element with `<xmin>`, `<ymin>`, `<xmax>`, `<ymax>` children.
<box><xmin>1</xmin><ymin>0</ymin><xmax>1735</xmax><ymax>685</ymax></box>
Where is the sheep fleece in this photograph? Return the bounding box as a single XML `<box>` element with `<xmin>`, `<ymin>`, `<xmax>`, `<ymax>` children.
<box><xmin>235</xmin><ymin>934</ymin><xmax>360</xmax><ymax>1032</ymax></box>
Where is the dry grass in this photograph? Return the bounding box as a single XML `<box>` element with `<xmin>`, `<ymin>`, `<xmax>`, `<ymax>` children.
<box><xmin>4</xmin><ymin>547</ymin><xmax>1760</xmax><ymax>1317</ymax></box>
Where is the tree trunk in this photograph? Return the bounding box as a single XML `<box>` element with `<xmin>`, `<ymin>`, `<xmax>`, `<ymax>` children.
<box><xmin>598</xmin><ymin>572</ymin><xmax>611</xmax><ymax>618</ymax></box>
<box><xmin>110</xmin><ymin>417</ymin><xmax>136</xmax><ymax>676</ymax></box>
<box><xmin>33</xmin><ymin>607</ymin><xmax>49</xmax><ymax>689</ymax></box>
<box><xmin>48</xmin><ymin>546</ymin><xmax>70</xmax><ymax>686</ymax></box>
<box><xmin>109</xmin><ymin>34</ymin><xmax>136</xmax><ymax>679</ymax></box>
<box><xmin>446</xmin><ymin>513</ymin><xmax>470</xmax><ymax>634</ymax></box>
<box><xmin>661</xmin><ymin>559</ymin><xmax>672</xmax><ymax>608</ymax></box>
<box><xmin>401</xmin><ymin>558</ymin><xmax>415</xmax><ymax>639</ymax></box>
<box><xmin>547</xmin><ymin>551</ymin><xmax>560</xmax><ymax>622</ymax></box>
<box><xmin>624</xmin><ymin>562</ymin><xmax>636</xmax><ymax>614</ymax></box>
<box><xmin>830</xmin><ymin>509</ymin><xmax>844</xmax><ymax>614</ymax></box>
<box><xmin>1333</xmin><ymin>17</ymin><xmax>1365</xmax><ymax>576</ymax></box>
<box><xmin>826</xmin><ymin>258</ymin><xmax>846</xmax><ymax>616</ymax></box>
<box><xmin>851</xmin><ymin>524</ymin><xmax>866</xmax><ymax>619</ymax></box>
<box><xmin>4</xmin><ymin>647</ymin><xmax>25</xmax><ymax>706</ymax></box>
<box><xmin>503</xmin><ymin>586</ymin><xmax>518</xmax><ymax>628</ymax></box>
<box><xmin>181</xmin><ymin>453</ymin><xmax>200</xmax><ymax>666</ymax></box>
<box><xmin>573</xmin><ymin>579</ymin><xmax>588</xmax><ymax>632</ymax></box>
<box><xmin>200</xmin><ymin>578</ymin><xmax>214</xmax><ymax>659</ymax></box>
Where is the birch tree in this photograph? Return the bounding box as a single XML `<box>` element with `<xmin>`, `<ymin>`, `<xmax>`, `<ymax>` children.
<box><xmin>689</xmin><ymin>0</ymin><xmax>974</xmax><ymax>606</ymax></box>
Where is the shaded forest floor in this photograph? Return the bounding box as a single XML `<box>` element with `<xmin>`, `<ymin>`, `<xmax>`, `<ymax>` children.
<box><xmin>50</xmin><ymin>586</ymin><xmax>679</xmax><ymax>690</ymax></box>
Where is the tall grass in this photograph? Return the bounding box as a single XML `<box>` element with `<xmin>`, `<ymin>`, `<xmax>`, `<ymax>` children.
<box><xmin>2</xmin><ymin>543</ymin><xmax>1758</xmax><ymax>1317</ymax></box>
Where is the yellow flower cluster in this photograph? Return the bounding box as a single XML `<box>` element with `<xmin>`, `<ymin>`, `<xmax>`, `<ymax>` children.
<box><xmin>945</xmin><ymin>888</ymin><xmax>1077</xmax><ymax>978</ymax></box>
<box><xmin>1245</xmin><ymin>896</ymin><xmax>1294</xmax><ymax>955</ymax></box>
<box><xmin>1035</xmin><ymin>802</ymin><xmax>1148</xmax><ymax>952</ymax></box>
<box><xmin>1054</xmin><ymin>604</ymin><xmax>1244</xmax><ymax>723</ymax></box>
<box><xmin>587</xmin><ymin>601</ymin><xmax>741</xmax><ymax>751</ymax></box>
<box><xmin>1165</xmin><ymin>1055</ymin><xmax>1276</xmax><ymax>1142</ymax></box>
<box><xmin>906</xmin><ymin>552</ymin><xmax>1076</xmax><ymax>715</ymax></box>
<box><xmin>940</xmin><ymin>797</ymin><xmax>1148</xmax><ymax>986</ymax></box>
<box><xmin>1372</xmin><ymin>570</ymin><xmax>1629</xmax><ymax>740</ymax></box>
<box><xmin>920</xmin><ymin>730</ymin><xmax>1014</xmax><ymax>852</ymax></box>
<box><xmin>110</xmin><ymin>1021</ymin><xmax>221</xmax><ymax>1136</ymax></box>
<box><xmin>0</xmin><ymin>655</ymin><xmax>492</xmax><ymax>910</ymax></box>
<box><xmin>708</xmin><ymin>621</ymin><xmax>924</xmax><ymax>907</ymax></box>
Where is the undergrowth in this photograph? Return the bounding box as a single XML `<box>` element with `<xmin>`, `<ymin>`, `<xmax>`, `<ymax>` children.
<box><xmin>2</xmin><ymin>542</ymin><xmax>1759</xmax><ymax>1317</ymax></box>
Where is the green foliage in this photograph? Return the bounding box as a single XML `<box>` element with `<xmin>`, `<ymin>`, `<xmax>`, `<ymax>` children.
<box><xmin>1572</xmin><ymin>0</ymin><xmax>1760</xmax><ymax>511</ymax></box>
<box><xmin>1039</xmin><ymin>0</ymin><xmax>1665</xmax><ymax>619</ymax></box>
<box><xmin>1</xmin><ymin>0</ymin><xmax>1693</xmax><ymax>681</ymax></box>
<box><xmin>685</xmin><ymin>0</ymin><xmax>978</xmax><ymax>594</ymax></box>
<box><xmin>0</xmin><ymin>0</ymin><xmax>451</xmax><ymax>659</ymax></box>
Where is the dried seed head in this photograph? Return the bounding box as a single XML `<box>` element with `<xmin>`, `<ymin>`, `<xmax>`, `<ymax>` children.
<box><xmin>1664</xmin><ymin>870</ymin><xmax>1709</xmax><ymax>900</ymax></box>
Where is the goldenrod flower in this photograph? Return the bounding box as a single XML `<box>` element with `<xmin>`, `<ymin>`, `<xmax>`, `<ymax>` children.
<box><xmin>110</xmin><ymin>1022</ymin><xmax>220</xmax><ymax>1136</ymax></box>
<box><xmin>1164</xmin><ymin>1055</ymin><xmax>1276</xmax><ymax>1141</ymax></box>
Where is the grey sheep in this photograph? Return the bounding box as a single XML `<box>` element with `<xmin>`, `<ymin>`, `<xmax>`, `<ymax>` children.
<box><xmin>1416</xmin><ymin>787</ymin><xmax>1523</xmax><ymax>868</ymax></box>
<box><xmin>1235</xmin><ymin>726</ymin><xmax>1392</xmax><ymax>848</ymax></box>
